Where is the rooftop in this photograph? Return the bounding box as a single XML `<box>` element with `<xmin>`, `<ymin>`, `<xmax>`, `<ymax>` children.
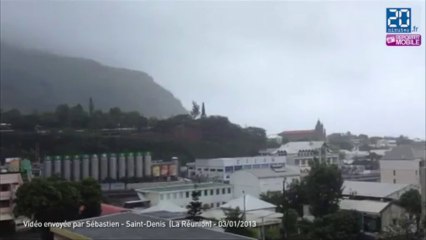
<box><xmin>136</xmin><ymin>182</ymin><xmax>231</xmax><ymax>193</ymax></box>
<box><xmin>237</xmin><ymin>166</ymin><xmax>300</xmax><ymax>179</ymax></box>
<box><xmin>342</xmin><ymin>181</ymin><xmax>413</xmax><ymax>199</ymax></box>
<box><xmin>51</xmin><ymin>212</ymin><xmax>254</xmax><ymax>240</ymax></box>
<box><xmin>275</xmin><ymin>141</ymin><xmax>325</xmax><ymax>154</ymax></box>
<box><xmin>220</xmin><ymin>194</ymin><xmax>276</xmax><ymax>211</ymax></box>
<box><xmin>340</xmin><ymin>199</ymin><xmax>391</xmax><ymax>215</ymax></box>
<box><xmin>100</xmin><ymin>203</ymin><xmax>129</xmax><ymax>216</ymax></box>
<box><xmin>382</xmin><ymin>144</ymin><xmax>425</xmax><ymax>161</ymax></box>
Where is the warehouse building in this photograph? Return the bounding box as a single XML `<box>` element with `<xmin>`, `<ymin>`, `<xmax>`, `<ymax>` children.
<box><xmin>135</xmin><ymin>182</ymin><xmax>233</xmax><ymax>209</ymax></box>
<box><xmin>187</xmin><ymin>156</ymin><xmax>286</xmax><ymax>182</ymax></box>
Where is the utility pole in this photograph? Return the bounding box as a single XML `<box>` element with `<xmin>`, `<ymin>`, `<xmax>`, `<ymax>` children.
<box><xmin>242</xmin><ymin>190</ymin><xmax>246</xmax><ymax>221</ymax></box>
<box><xmin>282</xmin><ymin>177</ymin><xmax>288</xmax><ymax>240</ymax></box>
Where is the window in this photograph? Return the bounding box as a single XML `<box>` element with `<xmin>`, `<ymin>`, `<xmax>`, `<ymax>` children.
<box><xmin>204</xmin><ymin>168</ymin><xmax>208</xmax><ymax>171</ymax></box>
<box><xmin>234</xmin><ymin>166</ymin><xmax>242</xmax><ymax>171</ymax></box>
<box><xmin>186</xmin><ymin>191</ymin><xmax>190</xmax><ymax>198</ymax></box>
<box><xmin>227</xmin><ymin>188</ymin><xmax>231</xmax><ymax>194</ymax></box>
<box><xmin>166</xmin><ymin>193</ymin><xmax>171</xmax><ymax>199</ymax></box>
<box><xmin>210</xmin><ymin>189</ymin><xmax>214</xmax><ymax>195</ymax></box>
<box><xmin>160</xmin><ymin>194</ymin><xmax>164</xmax><ymax>200</ymax></box>
<box><xmin>393</xmin><ymin>179</ymin><xmax>396</xmax><ymax>184</ymax></box>
<box><xmin>210</xmin><ymin>169</ymin><xmax>216</xmax><ymax>172</ymax></box>
<box><xmin>217</xmin><ymin>169</ymin><xmax>223</xmax><ymax>172</ymax></box>
<box><xmin>210</xmin><ymin>203</ymin><xmax>214</xmax><ymax>208</ymax></box>
<box><xmin>225</xmin><ymin>166</ymin><xmax>233</xmax><ymax>173</ymax></box>
<box><xmin>222</xmin><ymin>188</ymin><xmax>225</xmax><ymax>194</ymax></box>
<box><xmin>393</xmin><ymin>170</ymin><xmax>396</xmax><ymax>176</ymax></box>
<box><xmin>216</xmin><ymin>202</ymin><xmax>220</xmax><ymax>207</ymax></box>
<box><xmin>415</xmin><ymin>170</ymin><xmax>418</xmax><ymax>176</ymax></box>
<box><xmin>0</xmin><ymin>184</ymin><xmax>10</xmax><ymax>191</ymax></box>
<box><xmin>216</xmin><ymin>189</ymin><xmax>220</xmax><ymax>195</ymax></box>
<box><xmin>0</xmin><ymin>200</ymin><xmax>9</xmax><ymax>208</ymax></box>
<box><xmin>179</xmin><ymin>192</ymin><xmax>184</xmax><ymax>198</ymax></box>
<box><xmin>173</xmin><ymin>193</ymin><xmax>177</xmax><ymax>199</ymax></box>
<box><xmin>204</xmin><ymin>190</ymin><xmax>208</xmax><ymax>196</ymax></box>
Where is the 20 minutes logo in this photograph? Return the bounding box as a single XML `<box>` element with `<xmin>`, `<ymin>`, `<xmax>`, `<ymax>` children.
<box><xmin>386</xmin><ymin>8</ymin><xmax>421</xmax><ymax>46</ymax></box>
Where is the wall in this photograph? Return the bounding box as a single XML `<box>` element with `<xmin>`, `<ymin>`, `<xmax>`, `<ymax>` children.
<box><xmin>381</xmin><ymin>204</ymin><xmax>406</xmax><ymax>231</ymax></box>
<box><xmin>230</xmin><ymin>171</ymin><xmax>300</xmax><ymax>198</ymax></box>
<box><xmin>380</xmin><ymin>160</ymin><xmax>421</xmax><ymax>185</ymax></box>
<box><xmin>138</xmin><ymin>185</ymin><xmax>233</xmax><ymax>208</ymax></box>
<box><xmin>230</xmin><ymin>172</ymin><xmax>261</xmax><ymax>198</ymax></box>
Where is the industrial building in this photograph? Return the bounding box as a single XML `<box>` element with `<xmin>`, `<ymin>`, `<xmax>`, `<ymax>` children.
<box><xmin>42</xmin><ymin>152</ymin><xmax>179</xmax><ymax>182</ymax></box>
<box><xmin>186</xmin><ymin>156</ymin><xmax>286</xmax><ymax>182</ymax></box>
<box><xmin>135</xmin><ymin>182</ymin><xmax>233</xmax><ymax>209</ymax></box>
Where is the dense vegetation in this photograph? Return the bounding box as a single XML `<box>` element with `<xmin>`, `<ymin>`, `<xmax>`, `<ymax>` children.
<box><xmin>0</xmin><ymin>104</ymin><xmax>267</xmax><ymax>164</ymax></box>
<box><xmin>14</xmin><ymin>177</ymin><xmax>102</xmax><ymax>240</ymax></box>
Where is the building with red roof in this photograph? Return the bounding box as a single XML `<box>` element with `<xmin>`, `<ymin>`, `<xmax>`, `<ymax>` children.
<box><xmin>100</xmin><ymin>203</ymin><xmax>129</xmax><ymax>216</ymax></box>
<box><xmin>279</xmin><ymin>120</ymin><xmax>326</xmax><ymax>142</ymax></box>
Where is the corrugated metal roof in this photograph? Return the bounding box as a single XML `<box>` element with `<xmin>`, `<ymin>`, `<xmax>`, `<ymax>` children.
<box><xmin>340</xmin><ymin>199</ymin><xmax>390</xmax><ymax>214</ymax></box>
<box><xmin>342</xmin><ymin>181</ymin><xmax>413</xmax><ymax>199</ymax></box>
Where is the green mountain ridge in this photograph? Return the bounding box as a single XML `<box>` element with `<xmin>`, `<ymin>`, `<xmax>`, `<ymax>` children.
<box><xmin>0</xmin><ymin>42</ymin><xmax>187</xmax><ymax>118</ymax></box>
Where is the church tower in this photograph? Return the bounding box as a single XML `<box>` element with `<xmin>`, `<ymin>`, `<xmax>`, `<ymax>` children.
<box><xmin>315</xmin><ymin>120</ymin><xmax>326</xmax><ymax>140</ymax></box>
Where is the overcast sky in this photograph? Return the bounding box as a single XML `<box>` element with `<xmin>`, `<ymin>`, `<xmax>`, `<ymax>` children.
<box><xmin>1</xmin><ymin>0</ymin><xmax>425</xmax><ymax>138</ymax></box>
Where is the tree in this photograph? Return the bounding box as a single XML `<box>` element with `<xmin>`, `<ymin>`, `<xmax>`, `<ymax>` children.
<box><xmin>78</xmin><ymin>178</ymin><xmax>102</xmax><ymax>219</ymax></box>
<box><xmin>305</xmin><ymin>162</ymin><xmax>343</xmax><ymax>217</ymax></box>
<box><xmin>14</xmin><ymin>177</ymin><xmax>102</xmax><ymax>240</ymax></box>
<box><xmin>14</xmin><ymin>177</ymin><xmax>81</xmax><ymax>240</ymax></box>
<box><xmin>190</xmin><ymin>101</ymin><xmax>200</xmax><ymax>119</ymax></box>
<box><xmin>223</xmin><ymin>207</ymin><xmax>254</xmax><ymax>237</ymax></box>
<box><xmin>309</xmin><ymin>210</ymin><xmax>361</xmax><ymax>240</ymax></box>
<box><xmin>89</xmin><ymin>97</ymin><xmax>94</xmax><ymax>116</ymax></box>
<box><xmin>281</xmin><ymin>208</ymin><xmax>299</xmax><ymax>240</ymax></box>
<box><xmin>55</xmin><ymin>104</ymin><xmax>70</xmax><ymax>127</ymax></box>
<box><xmin>398</xmin><ymin>189</ymin><xmax>422</xmax><ymax>233</ymax></box>
<box><xmin>186</xmin><ymin>190</ymin><xmax>202</xmax><ymax>221</ymax></box>
<box><xmin>201</xmin><ymin>102</ymin><xmax>206</xmax><ymax>118</ymax></box>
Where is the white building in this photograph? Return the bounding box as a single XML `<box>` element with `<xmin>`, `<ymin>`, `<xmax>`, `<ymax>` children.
<box><xmin>230</xmin><ymin>166</ymin><xmax>300</xmax><ymax>198</ymax></box>
<box><xmin>272</xmin><ymin>141</ymin><xmax>339</xmax><ymax>175</ymax></box>
<box><xmin>0</xmin><ymin>172</ymin><xmax>24</xmax><ymax>227</ymax></box>
<box><xmin>135</xmin><ymin>182</ymin><xmax>233</xmax><ymax>209</ymax></box>
<box><xmin>380</xmin><ymin>143</ymin><xmax>425</xmax><ymax>186</ymax></box>
<box><xmin>374</xmin><ymin>139</ymin><xmax>397</xmax><ymax>149</ymax></box>
<box><xmin>187</xmin><ymin>156</ymin><xmax>286</xmax><ymax>182</ymax></box>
